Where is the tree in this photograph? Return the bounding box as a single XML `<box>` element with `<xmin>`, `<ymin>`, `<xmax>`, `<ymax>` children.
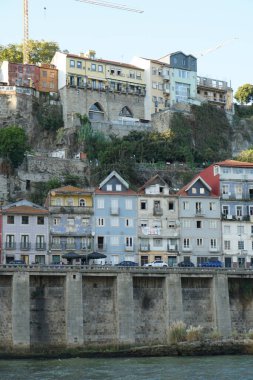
<box><xmin>234</xmin><ymin>84</ymin><xmax>253</xmax><ymax>105</ymax></box>
<box><xmin>0</xmin><ymin>126</ymin><xmax>29</xmax><ymax>167</ymax></box>
<box><xmin>0</xmin><ymin>40</ymin><xmax>59</xmax><ymax>64</ymax></box>
<box><xmin>237</xmin><ymin>149</ymin><xmax>253</xmax><ymax>162</ymax></box>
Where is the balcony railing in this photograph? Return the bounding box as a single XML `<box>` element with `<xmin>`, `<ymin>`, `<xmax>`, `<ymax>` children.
<box><xmin>36</xmin><ymin>243</ymin><xmax>46</xmax><ymax>251</ymax></box>
<box><xmin>20</xmin><ymin>242</ymin><xmax>31</xmax><ymax>251</ymax></box>
<box><xmin>153</xmin><ymin>207</ymin><xmax>163</xmax><ymax>216</ymax></box>
<box><xmin>140</xmin><ymin>244</ymin><xmax>150</xmax><ymax>252</ymax></box>
<box><xmin>49</xmin><ymin>206</ymin><xmax>93</xmax><ymax>215</ymax></box>
<box><xmin>195</xmin><ymin>209</ymin><xmax>205</xmax><ymax>216</ymax></box>
<box><xmin>5</xmin><ymin>242</ymin><xmax>16</xmax><ymax>250</ymax></box>
<box><xmin>110</xmin><ymin>207</ymin><xmax>119</xmax><ymax>216</ymax></box>
<box><xmin>167</xmin><ymin>245</ymin><xmax>178</xmax><ymax>252</ymax></box>
<box><xmin>125</xmin><ymin>245</ymin><xmax>134</xmax><ymax>252</ymax></box>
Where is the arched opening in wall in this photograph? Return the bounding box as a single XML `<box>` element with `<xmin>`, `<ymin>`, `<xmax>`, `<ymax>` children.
<box><xmin>89</xmin><ymin>102</ymin><xmax>105</xmax><ymax>121</ymax></box>
<box><xmin>119</xmin><ymin>106</ymin><xmax>133</xmax><ymax>118</ymax></box>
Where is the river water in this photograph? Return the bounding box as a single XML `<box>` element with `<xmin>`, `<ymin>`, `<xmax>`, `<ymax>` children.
<box><xmin>0</xmin><ymin>355</ymin><xmax>252</xmax><ymax>380</ymax></box>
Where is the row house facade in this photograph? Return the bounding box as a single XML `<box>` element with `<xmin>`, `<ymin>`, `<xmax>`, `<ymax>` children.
<box><xmin>94</xmin><ymin>171</ymin><xmax>138</xmax><ymax>265</ymax></box>
<box><xmin>197</xmin><ymin>76</ymin><xmax>233</xmax><ymax>112</ymax></box>
<box><xmin>178</xmin><ymin>176</ymin><xmax>221</xmax><ymax>266</ymax></box>
<box><xmin>45</xmin><ymin>185</ymin><xmax>94</xmax><ymax>264</ymax></box>
<box><xmin>1</xmin><ymin>200</ymin><xmax>49</xmax><ymax>264</ymax></box>
<box><xmin>137</xmin><ymin>175</ymin><xmax>179</xmax><ymax>266</ymax></box>
<box><xmin>0</xmin><ymin>61</ymin><xmax>58</xmax><ymax>93</ymax></box>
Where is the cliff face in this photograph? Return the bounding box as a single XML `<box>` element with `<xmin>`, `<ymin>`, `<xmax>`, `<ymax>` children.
<box><xmin>232</xmin><ymin>116</ymin><xmax>253</xmax><ymax>157</ymax></box>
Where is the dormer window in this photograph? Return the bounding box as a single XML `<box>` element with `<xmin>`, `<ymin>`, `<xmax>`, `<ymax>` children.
<box><xmin>116</xmin><ymin>184</ymin><xmax>122</xmax><ymax>191</ymax></box>
<box><xmin>192</xmin><ymin>188</ymin><xmax>197</xmax><ymax>194</ymax></box>
<box><xmin>106</xmin><ymin>184</ymin><xmax>112</xmax><ymax>191</ymax></box>
<box><xmin>200</xmin><ymin>188</ymin><xmax>205</xmax><ymax>194</ymax></box>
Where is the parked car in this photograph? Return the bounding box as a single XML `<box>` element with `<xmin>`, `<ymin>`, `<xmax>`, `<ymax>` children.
<box><xmin>144</xmin><ymin>260</ymin><xmax>168</xmax><ymax>268</ymax></box>
<box><xmin>8</xmin><ymin>260</ymin><xmax>26</xmax><ymax>265</ymax></box>
<box><xmin>178</xmin><ymin>261</ymin><xmax>195</xmax><ymax>267</ymax></box>
<box><xmin>115</xmin><ymin>261</ymin><xmax>138</xmax><ymax>267</ymax></box>
<box><xmin>200</xmin><ymin>260</ymin><xmax>223</xmax><ymax>268</ymax></box>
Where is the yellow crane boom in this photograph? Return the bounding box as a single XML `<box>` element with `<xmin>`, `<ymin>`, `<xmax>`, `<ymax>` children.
<box><xmin>23</xmin><ymin>0</ymin><xmax>143</xmax><ymax>64</ymax></box>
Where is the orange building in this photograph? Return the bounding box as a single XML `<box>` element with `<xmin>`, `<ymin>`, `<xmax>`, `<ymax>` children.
<box><xmin>37</xmin><ymin>63</ymin><xmax>58</xmax><ymax>93</ymax></box>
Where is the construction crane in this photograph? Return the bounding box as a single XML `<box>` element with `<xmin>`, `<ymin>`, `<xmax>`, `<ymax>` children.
<box><xmin>196</xmin><ymin>37</ymin><xmax>239</xmax><ymax>58</ymax></box>
<box><xmin>23</xmin><ymin>0</ymin><xmax>143</xmax><ymax>64</ymax></box>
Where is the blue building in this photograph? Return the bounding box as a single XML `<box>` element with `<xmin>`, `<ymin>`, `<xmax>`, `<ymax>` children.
<box><xmin>94</xmin><ymin>171</ymin><xmax>138</xmax><ymax>265</ymax></box>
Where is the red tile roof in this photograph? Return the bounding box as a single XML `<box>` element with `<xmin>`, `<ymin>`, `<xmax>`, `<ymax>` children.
<box><xmin>3</xmin><ymin>205</ymin><xmax>48</xmax><ymax>215</ymax></box>
<box><xmin>216</xmin><ymin>159</ymin><xmax>253</xmax><ymax>168</ymax></box>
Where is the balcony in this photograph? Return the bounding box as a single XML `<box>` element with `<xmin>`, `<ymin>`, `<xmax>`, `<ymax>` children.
<box><xmin>140</xmin><ymin>244</ymin><xmax>150</xmax><ymax>252</ymax></box>
<box><xmin>36</xmin><ymin>243</ymin><xmax>47</xmax><ymax>251</ymax></box>
<box><xmin>182</xmin><ymin>246</ymin><xmax>192</xmax><ymax>252</ymax></box>
<box><xmin>167</xmin><ymin>245</ymin><xmax>178</xmax><ymax>252</ymax></box>
<box><xmin>96</xmin><ymin>244</ymin><xmax>106</xmax><ymax>251</ymax></box>
<box><xmin>195</xmin><ymin>209</ymin><xmax>205</xmax><ymax>217</ymax></box>
<box><xmin>49</xmin><ymin>206</ymin><xmax>93</xmax><ymax>215</ymax></box>
<box><xmin>66</xmin><ymin>244</ymin><xmax>76</xmax><ymax>250</ymax></box>
<box><xmin>5</xmin><ymin>242</ymin><xmax>16</xmax><ymax>250</ymax></box>
<box><xmin>153</xmin><ymin>207</ymin><xmax>163</xmax><ymax>216</ymax></box>
<box><xmin>209</xmin><ymin>247</ymin><xmax>219</xmax><ymax>253</ymax></box>
<box><xmin>51</xmin><ymin>243</ymin><xmax>62</xmax><ymax>250</ymax></box>
<box><xmin>20</xmin><ymin>242</ymin><xmax>31</xmax><ymax>251</ymax></box>
<box><xmin>110</xmin><ymin>207</ymin><xmax>119</xmax><ymax>216</ymax></box>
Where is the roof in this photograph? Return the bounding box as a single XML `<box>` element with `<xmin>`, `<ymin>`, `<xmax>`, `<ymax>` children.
<box><xmin>216</xmin><ymin>159</ymin><xmax>253</xmax><ymax>168</ymax></box>
<box><xmin>99</xmin><ymin>171</ymin><xmax>129</xmax><ymax>190</ymax></box>
<box><xmin>2</xmin><ymin>205</ymin><xmax>48</xmax><ymax>215</ymax></box>
<box><xmin>50</xmin><ymin>185</ymin><xmax>93</xmax><ymax>195</ymax></box>
<box><xmin>138</xmin><ymin>174</ymin><xmax>168</xmax><ymax>193</ymax></box>
<box><xmin>66</xmin><ymin>54</ymin><xmax>144</xmax><ymax>70</ymax></box>
<box><xmin>95</xmin><ymin>189</ymin><xmax>137</xmax><ymax>195</ymax></box>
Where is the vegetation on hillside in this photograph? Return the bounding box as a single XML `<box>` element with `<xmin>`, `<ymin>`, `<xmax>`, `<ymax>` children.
<box><xmin>234</xmin><ymin>83</ymin><xmax>253</xmax><ymax>105</ymax></box>
<box><xmin>0</xmin><ymin>40</ymin><xmax>59</xmax><ymax>64</ymax></box>
<box><xmin>0</xmin><ymin>126</ymin><xmax>29</xmax><ymax>167</ymax></box>
<box><xmin>236</xmin><ymin>149</ymin><xmax>253</xmax><ymax>162</ymax></box>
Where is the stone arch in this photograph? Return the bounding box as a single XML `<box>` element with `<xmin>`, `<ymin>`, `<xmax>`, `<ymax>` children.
<box><xmin>119</xmin><ymin>106</ymin><xmax>133</xmax><ymax>118</ymax></box>
<box><xmin>89</xmin><ymin>102</ymin><xmax>105</xmax><ymax>121</ymax></box>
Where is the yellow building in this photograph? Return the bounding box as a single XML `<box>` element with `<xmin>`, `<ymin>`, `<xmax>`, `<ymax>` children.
<box><xmin>52</xmin><ymin>50</ymin><xmax>145</xmax><ymax>96</ymax></box>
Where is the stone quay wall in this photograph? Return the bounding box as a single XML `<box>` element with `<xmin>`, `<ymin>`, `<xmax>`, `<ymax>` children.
<box><xmin>0</xmin><ymin>267</ymin><xmax>253</xmax><ymax>353</ymax></box>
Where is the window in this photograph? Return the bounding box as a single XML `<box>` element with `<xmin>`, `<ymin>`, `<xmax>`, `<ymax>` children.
<box><xmin>111</xmin><ymin>236</ymin><xmax>119</xmax><ymax>245</ymax></box>
<box><xmin>192</xmin><ymin>187</ymin><xmax>197</xmax><ymax>194</ymax></box>
<box><xmin>70</xmin><ymin>60</ymin><xmax>75</xmax><ymax>67</ymax></box>
<box><xmin>91</xmin><ymin>63</ymin><xmax>96</xmax><ymax>71</ymax></box>
<box><xmin>82</xmin><ymin>218</ymin><xmax>89</xmax><ymax>226</ymax></box>
<box><xmin>238</xmin><ymin>241</ymin><xmax>244</xmax><ymax>250</ymax></box>
<box><xmin>6</xmin><ymin>235</ymin><xmax>15</xmax><ymax>248</ymax></box>
<box><xmin>153</xmin><ymin>219</ymin><xmax>162</xmax><ymax>228</ymax></box>
<box><xmin>200</xmin><ymin>188</ymin><xmax>205</xmax><ymax>194</ymax></box>
<box><xmin>81</xmin><ymin>237</ymin><xmax>90</xmax><ymax>249</ymax></box>
<box><xmin>125</xmin><ymin>199</ymin><xmax>132</xmax><ymax>210</ymax></box>
<box><xmin>237</xmin><ymin>225</ymin><xmax>244</xmax><ymax>235</ymax></box>
<box><xmin>158</xmin><ymin>83</ymin><xmax>163</xmax><ymax>91</ymax></box>
<box><xmin>116</xmin><ymin>184</ymin><xmax>122</xmax><ymax>191</ymax></box>
<box><xmin>183</xmin><ymin>201</ymin><xmax>189</xmax><ymax>210</ymax></box>
<box><xmin>21</xmin><ymin>235</ymin><xmax>29</xmax><ymax>249</ymax></box>
<box><xmin>53</xmin><ymin>217</ymin><xmax>60</xmax><ymax>225</ymax></box>
<box><xmin>67</xmin><ymin>198</ymin><xmax>74</xmax><ymax>206</ymax></box>
<box><xmin>97</xmin><ymin>218</ymin><xmax>104</xmax><ymax>226</ymax></box>
<box><xmin>168</xmin><ymin>221</ymin><xmax>175</xmax><ymax>228</ymax></box>
<box><xmin>79</xmin><ymin>199</ymin><xmax>86</xmax><ymax>207</ymax></box>
<box><xmin>183</xmin><ymin>238</ymin><xmax>190</xmax><ymax>248</ymax></box>
<box><xmin>37</xmin><ymin>216</ymin><xmax>44</xmax><ymax>225</ymax></box>
<box><xmin>126</xmin><ymin>237</ymin><xmax>133</xmax><ymax>247</ymax></box>
<box><xmin>251</xmin><ymin>225</ymin><xmax>253</xmax><ymax>234</ymax></box>
<box><xmin>209</xmin><ymin>202</ymin><xmax>216</xmax><ymax>211</ymax></box>
<box><xmin>152</xmin><ymin>82</ymin><xmax>158</xmax><ymax>89</ymax></box>
<box><xmin>98</xmin><ymin>65</ymin><xmax>103</xmax><ymax>72</ymax></box>
<box><xmin>175</xmin><ymin>82</ymin><xmax>190</xmax><ymax>102</ymax></box>
<box><xmin>196</xmin><ymin>220</ymin><xmax>202</xmax><ymax>228</ymax></box>
<box><xmin>168</xmin><ymin>202</ymin><xmax>174</xmax><ymax>212</ymax></box>
<box><xmin>92</xmin><ymin>79</ymin><xmax>96</xmax><ymax>89</ymax></box>
<box><xmin>111</xmin><ymin>217</ymin><xmax>119</xmax><ymax>227</ymax></box>
<box><xmin>222</xmin><ymin>205</ymin><xmax>229</xmax><ymax>216</ymax></box>
<box><xmin>42</xmin><ymin>70</ymin><xmax>47</xmax><ymax>77</ymax></box>
<box><xmin>22</xmin><ymin>216</ymin><xmax>29</xmax><ymax>224</ymax></box>
<box><xmin>235</xmin><ymin>185</ymin><xmax>242</xmax><ymax>195</ymax></box>
<box><xmin>153</xmin><ymin>238</ymin><xmax>162</xmax><ymax>247</ymax></box>
<box><xmin>209</xmin><ymin>220</ymin><xmax>217</xmax><ymax>228</ymax></box>
<box><xmin>129</xmin><ymin>71</ymin><xmax>135</xmax><ymax>79</ymax></box>
<box><xmin>125</xmin><ymin>218</ymin><xmax>133</xmax><ymax>227</ymax></box>
<box><xmin>50</xmin><ymin>72</ymin><xmax>55</xmax><ymax>78</ymax></box>
<box><xmin>36</xmin><ymin>235</ymin><xmax>45</xmax><ymax>249</ymax></box>
<box><xmin>77</xmin><ymin>61</ymin><xmax>82</xmax><ymax>68</ymax></box>
<box><xmin>67</xmin><ymin>218</ymin><xmax>75</xmax><ymax>226</ymax></box>
<box><xmin>7</xmin><ymin>215</ymin><xmax>14</xmax><ymax>224</ymax></box>
<box><xmin>182</xmin><ymin>220</ymin><xmax>190</xmax><ymax>228</ymax></box>
<box><xmin>140</xmin><ymin>200</ymin><xmax>147</xmax><ymax>210</ymax></box>
<box><xmin>106</xmin><ymin>184</ymin><xmax>112</xmax><ymax>191</ymax></box>
<box><xmin>210</xmin><ymin>239</ymin><xmax>217</xmax><ymax>249</ymax></box>
<box><xmin>152</xmin><ymin>67</ymin><xmax>158</xmax><ymax>75</ymax></box>
<box><xmin>97</xmin><ymin>199</ymin><xmax>104</xmax><ymax>208</ymax></box>
<box><xmin>197</xmin><ymin>238</ymin><xmax>203</xmax><ymax>246</ymax></box>
<box><xmin>224</xmin><ymin>240</ymin><xmax>231</xmax><ymax>250</ymax></box>
<box><xmin>140</xmin><ymin>220</ymin><xmax>148</xmax><ymax>227</ymax></box>
<box><xmin>222</xmin><ymin>185</ymin><xmax>229</xmax><ymax>194</ymax></box>
<box><xmin>236</xmin><ymin>206</ymin><xmax>243</xmax><ymax>216</ymax></box>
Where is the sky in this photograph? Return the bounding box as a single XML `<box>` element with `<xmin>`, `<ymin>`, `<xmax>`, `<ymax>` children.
<box><xmin>1</xmin><ymin>0</ymin><xmax>252</xmax><ymax>92</ymax></box>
